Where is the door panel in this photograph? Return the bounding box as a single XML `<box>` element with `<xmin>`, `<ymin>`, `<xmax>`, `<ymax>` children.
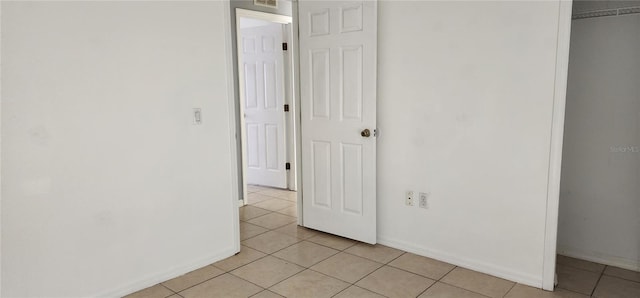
<box><xmin>311</xmin><ymin>141</ymin><xmax>332</xmax><ymax>208</ymax></box>
<box><xmin>265</xmin><ymin>124</ymin><xmax>279</xmax><ymax>170</ymax></box>
<box><xmin>300</xmin><ymin>0</ymin><xmax>377</xmax><ymax>244</ymax></box>
<box><xmin>242</xmin><ymin>22</ymin><xmax>287</xmax><ymax>189</ymax></box>
<box><xmin>341</xmin><ymin>46</ymin><xmax>363</xmax><ymax>120</ymax></box>
<box><xmin>247</xmin><ymin>124</ymin><xmax>260</xmax><ymax>168</ymax></box>
<box><xmin>341</xmin><ymin>143</ymin><xmax>363</xmax><ymax>215</ymax></box>
<box><xmin>311</xmin><ymin>49</ymin><xmax>331</xmax><ymax>119</ymax></box>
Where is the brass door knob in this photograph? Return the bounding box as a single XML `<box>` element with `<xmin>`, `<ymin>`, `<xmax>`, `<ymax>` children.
<box><xmin>361</xmin><ymin>129</ymin><xmax>371</xmax><ymax>137</ymax></box>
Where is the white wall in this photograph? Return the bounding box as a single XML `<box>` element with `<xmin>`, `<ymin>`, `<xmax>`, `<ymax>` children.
<box><xmin>558</xmin><ymin>14</ymin><xmax>640</xmax><ymax>271</ymax></box>
<box><xmin>376</xmin><ymin>1</ymin><xmax>564</xmax><ymax>287</ymax></box>
<box><xmin>1</xmin><ymin>2</ymin><xmax>238</xmax><ymax>297</ymax></box>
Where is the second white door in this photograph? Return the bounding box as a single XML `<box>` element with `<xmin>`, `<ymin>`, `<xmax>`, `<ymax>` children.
<box><xmin>241</xmin><ymin>21</ymin><xmax>287</xmax><ymax>189</ymax></box>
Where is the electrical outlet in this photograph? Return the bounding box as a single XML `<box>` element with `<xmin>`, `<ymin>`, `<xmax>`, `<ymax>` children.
<box><xmin>406</xmin><ymin>191</ymin><xmax>414</xmax><ymax>206</ymax></box>
<box><xmin>419</xmin><ymin>192</ymin><xmax>429</xmax><ymax>209</ymax></box>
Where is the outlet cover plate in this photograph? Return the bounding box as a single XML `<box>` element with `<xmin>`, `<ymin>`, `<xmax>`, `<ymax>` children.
<box><xmin>419</xmin><ymin>192</ymin><xmax>429</xmax><ymax>209</ymax></box>
<box><xmin>406</xmin><ymin>191</ymin><xmax>414</xmax><ymax>206</ymax></box>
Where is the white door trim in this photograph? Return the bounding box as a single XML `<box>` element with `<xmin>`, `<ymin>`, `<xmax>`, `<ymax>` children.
<box><xmin>542</xmin><ymin>0</ymin><xmax>573</xmax><ymax>291</ymax></box>
<box><xmin>236</xmin><ymin>8</ymin><xmax>292</xmax><ymax>24</ymax></box>
<box><xmin>236</xmin><ymin>9</ymin><xmax>294</xmax><ymax>206</ymax></box>
<box><xmin>223</xmin><ymin>0</ymin><xmax>242</xmax><ymax>254</ymax></box>
<box><xmin>283</xmin><ymin>23</ymin><xmax>298</xmax><ymax>192</ymax></box>
<box><xmin>292</xmin><ymin>0</ymin><xmax>304</xmax><ymax>225</ymax></box>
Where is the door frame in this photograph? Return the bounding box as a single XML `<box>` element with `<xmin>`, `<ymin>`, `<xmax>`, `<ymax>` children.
<box><xmin>235</xmin><ymin>9</ymin><xmax>296</xmax><ymax>207</ymax></box>
<box><xmin>291</xmin><ymin>0</ymin><xmax>303</xmax><ymax>226</ymax></box>
<box><xmin>542</xmin><ymin>0</ymin><xmax>573</xmax><ymax>291</ymax></box>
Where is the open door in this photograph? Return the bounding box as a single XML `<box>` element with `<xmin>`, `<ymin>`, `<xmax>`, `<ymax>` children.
<box><xmin>241</xmin><ymin>21</ymin><xmax>288</xmax><ymax>189</ymax></box>
<box><xmin>299</xmin><ymin>0</ymin><xmax>377</xmax><ymax>244</ymax></box>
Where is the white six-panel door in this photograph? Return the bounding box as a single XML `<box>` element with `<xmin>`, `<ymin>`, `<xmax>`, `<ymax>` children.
<box><xmin>242</xmin><ymin>23</ymin><xmax>287</xmax><ymax>189</ymax></box>
<box><xmin>299</xmin><ymin>0</ymin><xmax>377</xmax><ymax>244</ymax></box>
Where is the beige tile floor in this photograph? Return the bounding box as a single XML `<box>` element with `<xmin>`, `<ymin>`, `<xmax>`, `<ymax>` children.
<box><xmin>126</xmin><ymin>186</ymin><xmax>640</xmax><ymax>298</ymax></box>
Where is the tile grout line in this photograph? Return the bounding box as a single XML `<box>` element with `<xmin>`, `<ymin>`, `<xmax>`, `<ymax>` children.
<box><xmin>328</xmin><ymin>280</ymin><xmax>390</xmax><ymax>298</ymax></box>
<box><xmin>299</xmin><ymin>231</ymin><xmax>359</xmax><ymax>251</ymax></box>
<box><xmin>348</xmin><ymin>266</ymin><xmax>389</xmax><ymax>297</ymax></box>
<box><xmin>159</xmin><ymin>283</ymin><xmax>178</xmax><ymax>296</ymax></box>
<box><xmin>244</xmin><ymin>211</ymin><xmax>297</xmax><ymax>225</ymax></box>
<box><xmin>240</xmin><ymin>216</ymin><xmax>298</xmax><ymax>241</ymax></box>
<box><xmin>556</xmin><ymin>261</ymin><xmax>640</xmax><ymax>296</ymax></box>
<box><xmin>227</xmin><ymin>271</ymin><xmax>276</xmax><ymax>294</ymax></box>
<box><xmin>333</xmin><ymin>242</ymin><xmax>402</xmax><ymax>265</ymax></box>
<box><xmin>373</xmin><ymin>252</ymin><xmax>458</xmax><ymax>284</ymax></box>
<box><xmin>328</xmin><ymin>286</ymin><xmax>353</xmax><ymax>298</ymax></box>
<box><xmin>590</xmin><ymin>265</ymin><xmax>606</xmax><ymax>297</ymax></box>
<box><xmin>167</xmin><ymin>266</ymin><xmax>236</xmax><ymax>296</ymax></box>
<box><xmin>601</xmin><ymin>272</ymin><xmax>640</xmax><ymax>284</ymax></box>
<box><xmin>554</xmin><ymin>283</ymin><xmax>595</xmax><ymax>297</ymax></box>
<box><xmin>239</xmin><ymin>206</ymin><xmax>273</xmax><ymax>220</ymax></box>
<box><xmin>254</xmin><ymin>256</ymin><xmax>334</xmax><ymax>295</ymax></box>
<box><xmin>556</xmin><ymin>258</ymin><xmax>607</xmax><ymax>274</ymax></box>
<box><xmin>269</xmin><ymin>242</ymin><xmax>340</xmax><ymax>267</ymax></box>
<box><xmin>252</xmin><ymin>198</ymin><xmax>297</xmax><ymax>213</ymax></box>
<box><xmin>554</xmin><ymin>262</ymin><xmax>599</xmax><ymax>296</ymax></box>
<box><xmin>242</xmin><ymin>222</ymin><xmax>298</xmax><ymax>239</ymax></box>
<box><xmin>438</xmin><ymin>266</ymin><xmax>457</xmax><ymax>282</ymax></box>
<box><xmin>438</xmin><ymin>266</ymin><xmax>517</xmax><ymax>298</ymax></box>
<box><xmin>502</xmin><ymin>282</ymin><xmax>517</xmax><ymax>298</ymax></box>
<box><xmin>252</xmin><ymin>191</ymin><xmax>293</xmax><ymax>202</ymax></box>
<box><xmin>412</xmin><ymin>264</ymin><xmax>495</xmax><ymax>298</ymax></box>
<box><xmin>414</xmin><ymin>278</ymin><xmax>437</xmax><ymax>298</ymax></box>
<box><xmin>239</xmin><ymin>224</ymin><xmax>271</xmax><ymax>241</ymax></box>
<box><xmin>436</xmin><ymin>279</ymin><xmax>495</xmax><ymax>298</ymax></box>
<box><xmin>274</xmin><ymin>241</ymin><xmax>341</xmax><ymax>259</ymax></box>
<box><xmin>241</xmin><ymin>226</ymin><xmax>305</xmax><ymax>254</ymax></box>
<box><xmin>419</xmin><ymin>265</ymin><xmax>458</xmax><ymax>296</ymax></box>
<box><xmin>303</xmin><ymin>268</ymin><xmax>365</xmax><ymax>296</ymax></box>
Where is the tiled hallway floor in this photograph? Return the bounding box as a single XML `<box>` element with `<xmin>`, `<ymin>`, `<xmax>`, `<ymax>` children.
<box><xmin>126</xmin><ymin>186</ymin><xmax>640</xmax><ymax>298</ymax></box>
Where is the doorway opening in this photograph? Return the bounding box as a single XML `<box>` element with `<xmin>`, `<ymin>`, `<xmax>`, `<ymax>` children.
<box><xmin>235</xmin><ymin>9</ymin><xmax>300</xmax><ymax>220</ymax></box>
<box><xmin>234</xmin><ymin>0</ymin><xmax>379</xmax><ymax>245</ymax></box>
<box><xmin>554</xmin><ymin>2</ymin><xmax>640</xmax><ymax>296</ymax></box>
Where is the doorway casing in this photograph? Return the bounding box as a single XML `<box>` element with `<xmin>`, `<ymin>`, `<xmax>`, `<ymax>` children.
<box><xmin>542</xmin><ymin>0</ymin><xmax>573</xmax><ymax>291</ymax></box>
<box><xmin>235</xmin><ymin>9</ymin><xmax>298</xmax><ymax>210</ymax></box>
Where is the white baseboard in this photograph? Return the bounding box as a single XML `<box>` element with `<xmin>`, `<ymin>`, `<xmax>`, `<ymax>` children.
<box><xmin>97</xmin><ymin>246</ymin><xmax>238</xmax><ymax>298</ymax></box>
<box><xmin>558</xmin><ymin>247</ymin><xmax>640</xmax><ymax>272</ymax></box>
<box><xmin>378</xmin><ymin>235</ymin><xmax>543</xmax><ymax>288</ymax></box>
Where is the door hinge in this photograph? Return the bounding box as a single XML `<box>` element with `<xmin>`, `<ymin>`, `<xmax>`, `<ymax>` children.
<box><xmin>282</xmin><ymin>42</ymin><xmax>288</xmax><ymax>51</ymax></box>
<box><xmin>284</xmin><ymin>104</ymin><xmax>290</xmax><ymax>112</ymax></box>
<box><xmin>285</xmin><ymin>162</ymin><xmax>291</xmax><ymax>170</ymax></box>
